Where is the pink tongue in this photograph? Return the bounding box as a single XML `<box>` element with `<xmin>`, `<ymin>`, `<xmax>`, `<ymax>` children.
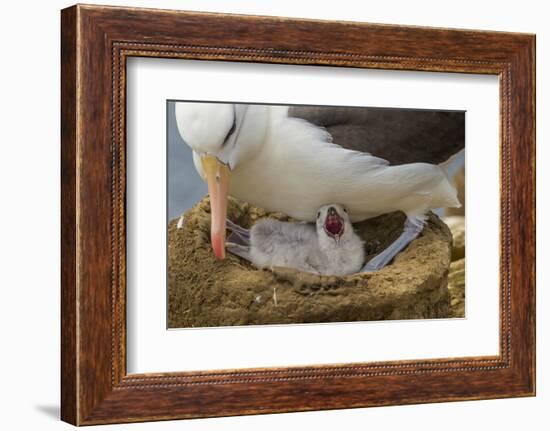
<box><xmin>325</xmin><ymin>216</ymin><xmax>343</xmax><ymax>235</ymax></box>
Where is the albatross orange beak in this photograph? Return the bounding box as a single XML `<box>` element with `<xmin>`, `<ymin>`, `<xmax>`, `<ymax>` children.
<box><xmin>202</xmin><ymin>155</ymin><xmax>231</xmax><ymax>260</ymax></box>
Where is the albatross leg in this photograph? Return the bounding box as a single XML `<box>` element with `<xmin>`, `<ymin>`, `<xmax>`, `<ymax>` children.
<box><xmin>225</xmin><ymin>220</ymin><xmax>253</xmax><ymax>262</ymax></box>
<box><xmin>226</xmin><ymin>242</ymin><xmax>252</xmax><ymax>262</ymax></box>
<box><xmin>227</xmin><ymin>230</ymin><xmax>249</xmax><ymax>247</ymax></box>
<box><xmin>360</xmin><ymin>216</ymin><xmax>426</xmax><ymax>272</ymax></box>
<box><xmin>226</xmin><ymin>218</ymin><xmax>250</xmax><ymax>240</ymax></box>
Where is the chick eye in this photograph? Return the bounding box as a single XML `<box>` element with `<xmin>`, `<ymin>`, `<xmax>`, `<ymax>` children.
<box><xmin>343</xmin><ymin>208</ymin><xmax>348</xmax><ymax>213</ymax></box>
<box><xmin>317</xmin><ymin>211</ymin><xmax>321</xmax><ymax>218</ymax></box>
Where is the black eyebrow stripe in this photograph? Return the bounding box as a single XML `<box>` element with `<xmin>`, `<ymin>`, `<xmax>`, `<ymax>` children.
<box><xmin>222</xmin><ymin>106</ymin><xmax>237</xmax><ymax>146</ymax></box>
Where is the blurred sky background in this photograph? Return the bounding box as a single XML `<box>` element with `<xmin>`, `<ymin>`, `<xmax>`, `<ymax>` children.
<box><xmin>167</xmin><ymin>101</ymin><xmax>465</xmax><ymax>221</ymax></box>
<box><xmin>167</xmin><ymin>101</ymin><xmax>208</xmax><ymax>220</ymax></box>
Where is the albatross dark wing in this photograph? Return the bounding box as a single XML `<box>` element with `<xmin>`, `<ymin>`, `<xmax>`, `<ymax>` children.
<box><xmin>288</xmin><ymin>106</ymin><xmax>465</xmax><ymax>165</ymax></box>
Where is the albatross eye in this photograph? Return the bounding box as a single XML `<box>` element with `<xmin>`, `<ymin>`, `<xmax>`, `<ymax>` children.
<box><xmin>317</xmin><ymin>211</ymin><xmax>321</xmax><ymax>218</ymax></box>
<box><xmin>343</xmin><ymin>208</ymin><xmax>348</xmax><ymax>213</ymax></box>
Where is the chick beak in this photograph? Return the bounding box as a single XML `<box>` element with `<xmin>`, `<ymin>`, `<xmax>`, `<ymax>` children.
<box><xmin>324</xmin><ymin>207</ymin><xmax>345</xmax><ymax>243</ymax></box>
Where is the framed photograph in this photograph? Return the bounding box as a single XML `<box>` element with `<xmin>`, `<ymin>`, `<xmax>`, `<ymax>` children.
<box><xmin>61</xmin><ymin>4</ymin><xmax>535</xmax><ymax>425</ymax></box>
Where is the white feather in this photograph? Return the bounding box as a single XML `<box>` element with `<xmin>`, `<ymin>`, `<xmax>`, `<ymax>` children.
<box><xmin>176</xmin><ymin>103</ymin><xmax>460</xmax><ymax>223</ymax></box>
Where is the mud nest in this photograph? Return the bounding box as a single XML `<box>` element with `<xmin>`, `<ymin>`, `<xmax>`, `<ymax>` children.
<box><xmin>168</xmin><ymin>196</ymin><xmax>454</xmax><ymax>328</ymax></box>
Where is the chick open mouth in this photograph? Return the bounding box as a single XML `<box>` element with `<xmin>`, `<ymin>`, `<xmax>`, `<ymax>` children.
<box><xmin>323</xmin><ymin>209</ymin><xmax>345</xmax><ymax>238</ymax></box>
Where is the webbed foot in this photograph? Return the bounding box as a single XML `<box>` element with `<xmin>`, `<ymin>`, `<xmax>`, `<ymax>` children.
<box><xmin>359</xmin><ymin>216</ymin><xmax>425</xmax><ymax>272</ymax></box>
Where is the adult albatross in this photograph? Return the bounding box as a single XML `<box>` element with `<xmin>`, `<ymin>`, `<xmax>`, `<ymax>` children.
<box><xmin>175</xmin><ymin>103</ymin><xmax>463</xmax><ymax>271</ymax></box>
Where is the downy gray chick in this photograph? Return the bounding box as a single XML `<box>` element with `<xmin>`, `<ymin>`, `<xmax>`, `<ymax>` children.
<box><xmin>228</xmin><ymin>204</ymin><xmax>365</xmax><ymax>276</ymax></box>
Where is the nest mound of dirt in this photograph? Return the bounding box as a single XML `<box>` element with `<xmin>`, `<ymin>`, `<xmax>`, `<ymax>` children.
<box><xmin>168</xmin><ymin>196</ymin><xmax>453</xmax><ymax>328</ymax></box>
<box><xmin>444</xmin><ymin>215</ymin><xmax>466</xmax><ymax>318</ymax></box>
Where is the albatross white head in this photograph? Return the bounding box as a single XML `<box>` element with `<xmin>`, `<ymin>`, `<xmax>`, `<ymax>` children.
<box><xmin>175</xmin><ymin>103</ymin><xmax>268</xmax><ymax>259</ymax></box>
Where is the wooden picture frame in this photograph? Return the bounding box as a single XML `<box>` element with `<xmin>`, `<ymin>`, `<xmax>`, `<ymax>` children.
<box><xmin>61</xmin><ymin>4</ymin><xmax>536</xmax><ymax>425</ymax></box>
